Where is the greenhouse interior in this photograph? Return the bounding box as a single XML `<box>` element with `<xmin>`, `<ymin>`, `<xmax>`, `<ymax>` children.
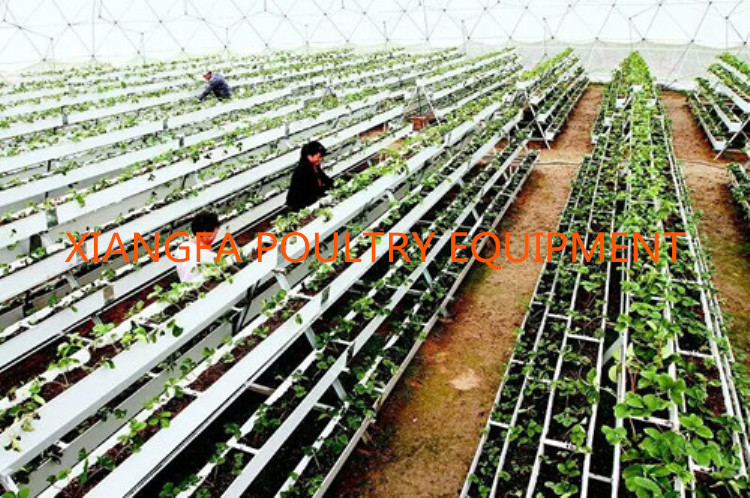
<box><xmin>0</xmin><ymin>1</ymin><xmax>749</xmax><ymax>497</ymax></box>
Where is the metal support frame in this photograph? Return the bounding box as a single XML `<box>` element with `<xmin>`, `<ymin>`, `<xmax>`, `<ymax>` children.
<box><xmin>715</xmin><ymin>114</ymin><xmax>750</xmax><ymax>159</ymax></box>
<box><xmin>405</xmin><ymin>84</ymin><xmax>442</xmax><ymax>125</ymax></box>
<box><xmin>521</xmin><ymin>84</ymin><xmax>552</xmax><ymax>149</ymax></box>
<box><xmin>520</xmin><ymin>54</ymin><xmax>584</xmax><ymax>149</ymax></box>
<box><xmin>319</xmin><ymin>82</ymin><xmax>337</xmax><ymax>103</ymax></box>
<box><xmin>235</xmin><ymin>281</ymin><xmax>261</xmax><ymax>334</ymax></box>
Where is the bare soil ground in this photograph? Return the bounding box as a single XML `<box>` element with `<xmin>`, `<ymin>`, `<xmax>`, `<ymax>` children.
<box><xmin>330</xmin><ymin>85</ymin><xmax>604</xmax><ymax>497</ymax></box>
<box><xmin>661</xmin><ymin>90</ymin><xmax>750</xmax><ymax>364</ymax></box>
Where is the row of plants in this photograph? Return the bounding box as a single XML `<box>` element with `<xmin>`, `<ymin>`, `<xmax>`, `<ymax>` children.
<box><xmin>3</xmin><ymin>48</ymin><xmax>455</xmax><ymax>132</ymax></box>
<box><xmin>543</xmin><ymin>78</ymin><xmax>588</xmax><ymax>140</ymax></box>
<box><xmin>718</xmin><ymin>53</ymin><xmax>750</xmax><ymax>78</ymax></box>
<box><xmin>464</xmin><ymin>69</ymin><xmax>622</xmax><ymax>496</ymax></box>
<box><xmin>428</xmin><ymin>55</ymin><xmax>521</xmax><ymax>118</ymax></box>
<box><xmin>711</xmin><ymin>55</ymin><xmax>750</xmax><ymax>102</ymax></box>
<box><xmin>0</xmin><ymin>47</ymin><xmax>506</xmax><ymax>346</ymax></box>
<box><xmin>0</xmin><ymin>52</ymin><xmax>397</xmax><ymax>173</ymax></box>
<box><xmin>0</xmin><ymin>49</ymin><xmax>447</xmax><ymax>157</ymax></box>
<box><xmin>590</xmin><ymin>70</ymin><xmax>626</xmax><ymax>143</ymax></box>
<box><xmin>689</xmin><ymin>52</ymin><xmax>749</xmax><ymax>154</ymax></box>
<box><xmin>463</xmin><ymin>52</ymin><xmax>750</xmax><ymax>497</ymax></box>
<box><xmin>0</xmin><ymin>50</ymin><xmax>359</xmax><ymax>117</ymax></box>
<box><xmin>617</xmin><ymin>54</ymin><xmax>748</xmax><ymax>497</ymax></box>
<box><xmin>0</xmin><ymin>49</ymin><xmax>461</xmax><ymax>205</ymax></box>
<box><xmin>72</xmin><ymin>119</ymin><xmax>537</xmax><ymax>498</ymax></box>
<box><xmin>0</xmin><ymin>49</ymin><xmax>353</xmax><ymax>98</ymax></box>
<box><xmin>0</xmin><ymin>53</ymin><xmax>526</xmax><ymax>496</ymax></box>
<box><xmin>525</xmin><ymin>51</ymin><xmax>580</xmax><ymax>105</ymax></box>
<box><xmin>534</xmin><ymin>65</ymin><xmax>586</xmax><ymax>122</ymax></box>
<box><xmin>0</xmin><ymin>48</ymin><xmax>507</xmax><ymax>322</ymax></box>
<box><xmin>277</xmin><ymin>144</ymin><xmax>540</xmax><ymax>498</ymax></box>
<box><xmin>4</xmin><ymin>53</ymin><xmax>235</xmax><ymax>93</ymax></box>
<box><xmin>518</xmin><ymin>48</ymin><xmax>574</xmax><ymax>83</ymax></box>
<box><xmin>0</xmin><ymin>106</ymin><xmax>409</xmax><ymax>419</ymax></box>
<box><xmin>728</xmin><ymin>162</ymin><xmax>750</xmax><ymax>221</ymax></box>
<box><xmin>425</xmin><ymin>48</ymin><xmax>510</xmax><ymax>78</ymax></box>
<box><xmin>427</xmin><ymin>50</ymin><xmax>513</xmax><ymax>93</ymax></box>
<box><xmin>518</xmin><ymin>48</ymin><xmax>588</xmax><ymax>142</ymax></box>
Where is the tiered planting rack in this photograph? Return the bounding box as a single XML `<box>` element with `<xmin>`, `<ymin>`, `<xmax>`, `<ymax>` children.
<box><xmin>516</xmin><ymin>48</ymin><xmax>589</xmax><ymax>147</ymax></box>
<box><xmin>0</xmin><ymin>47</ymin><xmax>582</xmax><ymax>497</ymax></box>
<box><xmin>688</xmin><ymin>53</ymin><xmax>749</xmax><ymax>159</ymax></box>
<box><xmin>463</xmin><ymin>53</ymin><xmax>750</xmax><ymax>497</ymax></box>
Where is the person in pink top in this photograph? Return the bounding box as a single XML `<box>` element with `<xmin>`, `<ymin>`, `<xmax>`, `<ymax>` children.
<box><xmin>175</xmin><ymin>211</ymin><xmax>220</xmax><ymax>283</ymax></box>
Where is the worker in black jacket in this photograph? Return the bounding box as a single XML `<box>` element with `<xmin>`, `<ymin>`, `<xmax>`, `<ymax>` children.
<box><xmin>286</xmin><ymin>141</ymin><xmax>333</xmax><ymax>211</ymax></box>
<box><xmin>198</xmin><ymin>70</ymin><xmax>232</xmax><ymax>101</ymax></box>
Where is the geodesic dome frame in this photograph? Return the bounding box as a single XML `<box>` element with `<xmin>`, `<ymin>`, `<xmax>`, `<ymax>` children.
<box><xmin>1</xmin><ymin>1</ymin><xmax>749</xmax><ymax>82</ymax></box>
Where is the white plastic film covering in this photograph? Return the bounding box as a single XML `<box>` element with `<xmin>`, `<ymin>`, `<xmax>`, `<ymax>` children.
<box><xmin>0</xmin><ymin>0</ymin><xmax>748</xmax><ymax>82</ymax></box>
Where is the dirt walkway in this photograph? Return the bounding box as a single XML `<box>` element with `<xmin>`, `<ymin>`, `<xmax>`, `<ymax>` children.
<box><xmin>661</xmin><ymin>91</ymin><xmax>750</xmax><ymax>364</ymax></box>
<box><xmin>330</xmin><ymin>85</ymin><xmax>604</xmax><ymax>497</ymax></box>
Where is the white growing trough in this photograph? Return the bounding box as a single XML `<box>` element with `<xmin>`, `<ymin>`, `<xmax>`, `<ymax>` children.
<box><xmin>0</xmin><ymin>47</ymin><xmax>558</xmax><ymax>497</ymax></box>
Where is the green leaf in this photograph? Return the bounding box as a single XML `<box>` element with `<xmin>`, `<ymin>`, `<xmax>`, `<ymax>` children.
<box><xmin>608</xmin><ymin>363</ymin><xmax>619</xmax><ymax>383</ymax></box>
<box><xmin>695</xmin><ymin>426</ymin><xmax>713</xmax><ymax>438</ymax></box>
<box><xmin>642</xmin><ymin>394</ymin><xmax>668</xmax><ymax>413</ymax></box>
<box><xmin>570</xmin><ymin>424</ymin><xmax>587</xmax><ymax>448</ymax></box>
<box><xmin>602</xmin><ymin>425</ymin><xmax>627</xmax><ymax>445</ymax></box>
<box><xmin>625</xmin><ymin>392</ymin><xmax>644</xmax><ymax>408</ymax></box>
<box><xmin>679</xmin><ymin>414</ymin><xmax>713</xmax><ymax>439</ymax></box>
<box><xmin>614</xmin><ymin>403</ymin><xmax>629</xmax><ymax>418</ymax></box>
<box><xmin>633</xmin><ymin>476</ymin><xmax>662</xmax><ymax>497</ymax></box>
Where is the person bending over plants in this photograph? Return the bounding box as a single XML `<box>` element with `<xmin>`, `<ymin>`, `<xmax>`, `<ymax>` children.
<box><xmin>175</xmin><ymin>211</ymin><xmax>220</xmax><ymax>283</ymax></box>
<box><xmin>286</xmin><ymin>140</ymin><xmax>333</xmax><ymax>211</ymax></box>
<box><xmin>198</xmin><ymin>69</ymin><xmax>232</xmax><ymax>101</ymax></box>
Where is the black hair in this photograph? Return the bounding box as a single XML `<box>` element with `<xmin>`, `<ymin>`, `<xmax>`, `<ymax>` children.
<box><xmin>300</xmin><ymin>141</ymin><xmax>327</xmax><ymax>162</ymax></box>
<box><xmin>191</xmin><ymin>210</ymin><xmax>220</xmax><ymax>234</ymax></box>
